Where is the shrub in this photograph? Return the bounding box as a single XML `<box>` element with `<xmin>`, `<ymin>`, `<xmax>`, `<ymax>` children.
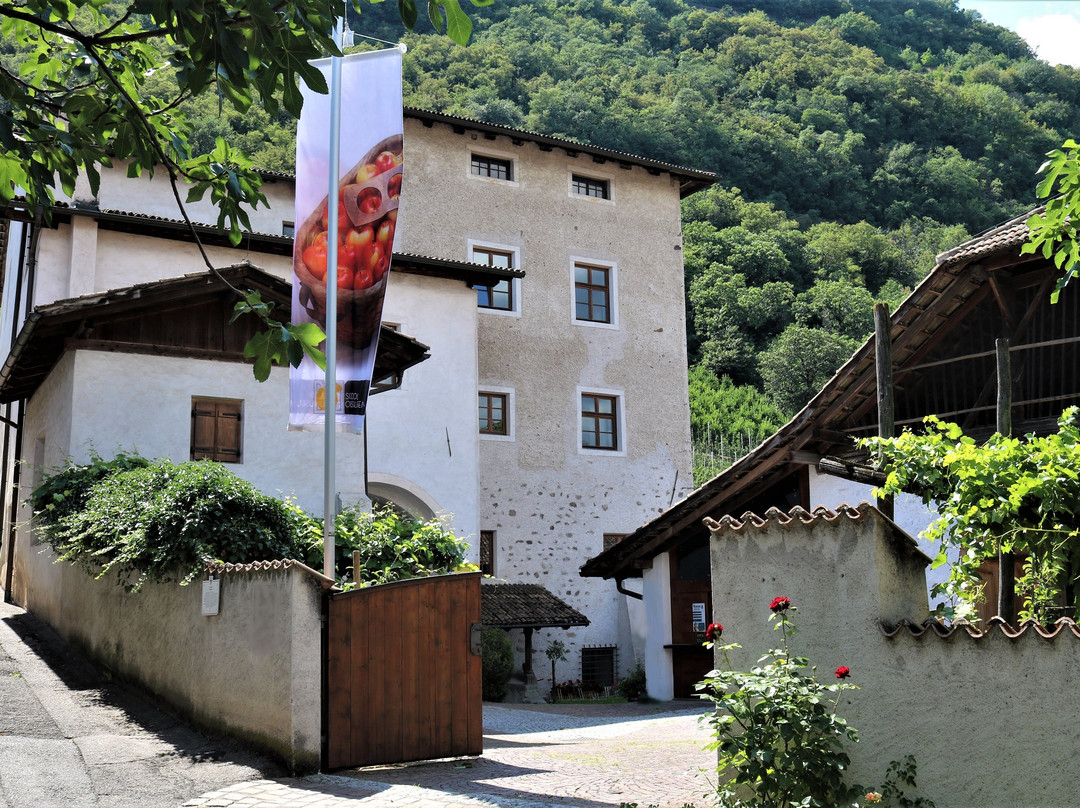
<box><xmin>696</xmin><ymin>598</ymin><xmax>859</xmax><ymax>808</ymax></box>
<box><xmin>615</xmin><ymin>660</ymin><xmax>646</xmax><ymax>699</ymax></box>
<box><xmin>293</xmin><ymin>504</ymin><xmax>477</xmax><ymax>585</ymax></box>
<box><xmin>481</xmin><ymin>627</ymin><xmax>514</xmax><ymax>702</ymax></box>
<box><xmin>32</xmin><ymin>456</ymin><xmax>301</xmax><ymax>590</ymax></box>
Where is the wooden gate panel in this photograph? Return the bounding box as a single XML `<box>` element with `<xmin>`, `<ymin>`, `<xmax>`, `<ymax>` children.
<box><xmin>327</xmin><ymin>572</ymin><xmax>482</xmax><ymax>769</ymax></box>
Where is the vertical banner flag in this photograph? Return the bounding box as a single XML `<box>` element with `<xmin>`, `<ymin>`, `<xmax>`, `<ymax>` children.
<box><xmin>291</xmin><ymin>48</ymin><xmax>403</xmax><ymax>432</ymax></box>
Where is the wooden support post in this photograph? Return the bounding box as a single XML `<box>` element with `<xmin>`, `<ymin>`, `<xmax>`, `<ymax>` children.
<box><xmin>874</xmin><ymin>303</ymin><xmax>895</xmax><ymax>520</ymax></box>
<box><xmin>522</xmin><ymin>626</ymin><xmax>536</xmax><ymax>683</ymax></box>
<box><xmin>996</xmin><ymin>337</ymin><xmax>1016</xmax><ymax>625</ymax></box>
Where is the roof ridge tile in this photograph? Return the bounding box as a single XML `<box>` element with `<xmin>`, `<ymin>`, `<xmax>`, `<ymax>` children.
<box><xmin>705</xmin><ymin>501</ymin><xmax>880</xmax><ymax>535</ymax></box>
<box><xmin>882</xmin><ymin>616</ymin><xmax>1080</xmax><ymax>641</ymax></box>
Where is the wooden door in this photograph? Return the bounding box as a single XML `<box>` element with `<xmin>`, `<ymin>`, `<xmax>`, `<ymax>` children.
<box><xmin>669</xmin><ymin>535</ymin><xmax>714</xmax><ymax>698</ymax></box>
<box><xmin>326</xmin><ymin>572</ymin><xmax>482</xmax><ymax>768</ymax></box>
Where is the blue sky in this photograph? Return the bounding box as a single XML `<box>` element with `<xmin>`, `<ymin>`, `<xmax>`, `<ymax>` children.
<box><xmin>958</xmin><ymin>1</ymin><xmax>1080</xmax><ymax>66</ymax></box>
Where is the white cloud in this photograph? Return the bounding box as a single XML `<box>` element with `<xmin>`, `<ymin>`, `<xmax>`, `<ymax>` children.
<box><xmin>1016</xmin><ymin>13</ymin><xmax>1080</xmax><ymax>67</ymax></box>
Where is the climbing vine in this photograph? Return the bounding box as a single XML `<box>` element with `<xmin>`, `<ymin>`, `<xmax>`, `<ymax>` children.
<box><xmin>861</xmin><ymin>408</ymin><xmax>1080</xmax><ymax>623</ymax></box>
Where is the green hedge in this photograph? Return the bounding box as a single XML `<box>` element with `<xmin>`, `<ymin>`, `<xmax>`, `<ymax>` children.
<box><xmin>31</xmin><ymin>455</ymin><xmax>301</xmax><ymax>590</ymax></box>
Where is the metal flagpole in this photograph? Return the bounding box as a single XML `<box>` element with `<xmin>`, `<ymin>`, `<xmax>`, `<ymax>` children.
<box><xmin>323</xmin><ymin>15</ymin><xmax>346</xmax><ymax>580</ymax></box>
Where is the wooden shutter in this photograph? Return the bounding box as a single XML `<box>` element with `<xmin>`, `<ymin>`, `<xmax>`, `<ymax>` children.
<box><xmin>191</xmin><ymin>398</ymin><xmax>243</xmax><ymax>462</ymax></box>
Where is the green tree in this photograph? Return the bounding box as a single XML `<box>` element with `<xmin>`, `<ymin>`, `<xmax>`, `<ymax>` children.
<box><xmin>689</xmin><ymin>365</ymin><xmax>788</xmax><ymax>485</ymax></box>
<box><xmin>31</xmin><ymin>456</ymin><xmax>302</xmax><ymax>590</ymax></box>
<box><xmin>293</xmin><ymin>504</ymin><xmax>477</xmax><ymax>586</ymax></box>
<box><xmin>1024</xmin><ymin>137</ymin><xmax>1080</xmax><ymax>301</ymax></box>
<box><xmin>793</xmin><ymin>280</ymin><xmax>875</xmax><ymax>341</ymax></box>
<box><xmin>758</xmin><ymin>324</ymin><xmax>859</xmax><ymax>413</ymax></box>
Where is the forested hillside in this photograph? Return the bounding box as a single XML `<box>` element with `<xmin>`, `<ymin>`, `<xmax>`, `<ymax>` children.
<box><xmin>177</xmin><ymin>0</ymin><xmax>1080</xmax><ymax>478</ymax></box>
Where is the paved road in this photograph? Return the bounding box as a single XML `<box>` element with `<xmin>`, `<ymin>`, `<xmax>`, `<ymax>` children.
<box><xmin>0</xmin><ymin>601</ymin><xmax>282</xmax><ymax>808</ymax></box>
<box><xmin>1</xmin><ymin>600</ymin><xmax>715</xmax><ymax>808</ymax></box>
<box><xmin>183</xmin><ymin>703</ymin><xmax>715</xmax><ymax>808</ymax></box>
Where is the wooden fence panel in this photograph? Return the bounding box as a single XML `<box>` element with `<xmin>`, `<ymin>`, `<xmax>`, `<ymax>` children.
<box><xmin>326</xmin><ymin>572</ymin><xmax>482</xmax><ymax>769</ymax></box>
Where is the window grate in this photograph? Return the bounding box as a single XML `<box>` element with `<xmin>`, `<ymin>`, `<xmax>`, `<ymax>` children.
<box><xmin>581</xmin><ymin>646</ymin><xmax>617</xmax><ymax>688</ymax></box>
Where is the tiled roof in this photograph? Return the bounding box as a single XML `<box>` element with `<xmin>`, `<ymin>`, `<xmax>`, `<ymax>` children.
<box><xmin>403</xmin><ymin>107</ymin><xmax>716</xmax><ymax>197</ymax></box>
<box><xmin>703</xmin><ymin>502</ymin><xmax>873</xmax><ymax>536</ymax></box>
<box><xmin>882</xmin><ymin>615</ymin><xmax>1080</xmax><ymax>641</ymax></box>
<box><xmin>480</xmin><ymin>581</ymin><xmax>590</xmax><ymax>629</ymax></box>
<box><xmin>204</xmin><ymin>558</ymin><xmax>337</xmax><ymax>589</ymax></box>
<box><xmin>934</xmin><ymin>209</ymin><xmax>1036</xmax><ymax>268</ymax></box>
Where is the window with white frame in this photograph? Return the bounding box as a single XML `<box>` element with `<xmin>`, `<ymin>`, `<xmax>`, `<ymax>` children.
<box><xmin>470</xmin><ymin>242</ymin><xmax>521</xmax><ymax>316</ymax></box>
<box><xmin>571</xmin><ymin>258</ymin><xmax>618</xmax><ymax>328</ymax></box>
<box><xmin>572</xmin><ymin>174</ymin><xmax>610</xmax><ymax>199</ymax></box>
<box><xmin>478</xmin><ymin>386</ymin><xmax>515</xmax><ymax>441</ymax></box>
<box><xmin>472</xmin><ymin>154</ymin><xmax>513</xmax><ymax>181</ymax></box>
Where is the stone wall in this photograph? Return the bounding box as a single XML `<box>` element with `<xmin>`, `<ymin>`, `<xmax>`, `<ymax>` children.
<box><xmin>21</xmin><ymin>556</ymin><xmax>329</xmax><ymax>773</ymax></box>
<box><xmin>708</xmin><ymin>502</ymin><xmax>1079</xmax><ymax>808</ymax></box>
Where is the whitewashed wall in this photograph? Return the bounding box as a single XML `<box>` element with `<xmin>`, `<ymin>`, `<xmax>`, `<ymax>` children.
<box><xmin>366</xmin><ymin>271</ymin><xmax>481</xmax><ymax>547</ymax></box>
<box><xmin>709</xmin><ymin>506</ymin><xmax>1078</xmax><ymax>808</ymax></box>
<box><xmin>809</xmin><ymin>466</ymin><xmax>949</xmax><ymax>601</ymax></box>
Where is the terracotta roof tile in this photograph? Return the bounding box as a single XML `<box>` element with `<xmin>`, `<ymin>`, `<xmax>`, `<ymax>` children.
<box><xmin>934</xmin><ymin>210</ymin><xmax>1036</xmax><ymax>268</ymax></box>
<box><xmin>480</xmin><ymin>581</ymin><xmax>590</xmax><ymax>629</ymax></box>
<box><xmin>881</xmin><ymin>616</ymin><xmax>1080</xmax><ymax>640</ymax></box>
<box><xmin>703</xmin><ymin>502</ymin><xmax>873</xmax><ymax>535</ymax></box>
<box><xmin>204</xmin><ymin>558</ymin><xmax>337</xmax><ymax>589</ymax></box>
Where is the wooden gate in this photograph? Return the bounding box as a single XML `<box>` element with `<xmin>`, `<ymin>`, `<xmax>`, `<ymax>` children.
<box><xmin>325</xmin><ymin>572</ymin><xmax>482</xmax><ymax>769</ymax></box>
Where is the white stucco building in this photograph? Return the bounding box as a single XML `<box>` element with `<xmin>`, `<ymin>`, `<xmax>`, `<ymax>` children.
<box><xmin>0</xmin><ymin>108</ymin><xmax>715</xmax><ymax>686</ymax></box>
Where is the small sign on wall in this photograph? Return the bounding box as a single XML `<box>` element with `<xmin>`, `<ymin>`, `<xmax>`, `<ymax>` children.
<box><xmin>202</xmin><ymin>578</ymin><xmax>220</xmax><ymax>616</ymax></box>
<box><xmin>692</xmin><ymin>601</ymin><xmax>706</xmax><ymax>633</ymax></box>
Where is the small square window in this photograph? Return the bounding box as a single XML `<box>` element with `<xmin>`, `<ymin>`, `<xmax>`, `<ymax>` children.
<box><xmin>473</xmin><ymin>247</ymin><xmax>515</xmax><ymax>311</ymax></box>
<box><xmin>603</xmin><ymin>533</ymin><xmax>627</xmax><ymax>552</ymax></box>
<box><xmin>472</xmin><ymin>154</ymin><xmax>512</xmax><ymax>181</ymax></box>
<box><xmin>479</xmin><ymin>392</ymin><xmax>508</xmax><ymax>435</ymax></box>
<box><xmin>282</xmin><ymin>221</ymin><xmax>295</xmax><ymax>238</ymax></box>
<box><xmin>191</xmin><ymin>397</ymin><xmax>243</xmax><ymax>463</ymax></box>
<box><xmin>572</xmin><ymin>174</ymin><xmax>610</xmax><ymax>200</ymax></box>
<box><xmin>574</xmin><ymin>263</ymin><xmax>610</xmax><ymax>323</ymax></box>
<box><xmin>581</xmin><ymin>393</ymin><xmax>618</xmax><ymax>450</ymax></box>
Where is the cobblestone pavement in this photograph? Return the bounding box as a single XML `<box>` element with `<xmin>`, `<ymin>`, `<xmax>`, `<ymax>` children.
<box><xmin>181</xmin><ymin>702</ymin><xmax>715</xmax><ymax>808</ymax></box>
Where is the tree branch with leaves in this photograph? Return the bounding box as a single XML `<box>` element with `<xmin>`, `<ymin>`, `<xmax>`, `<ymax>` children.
<box><xmin>1023</xmin><ymin>138</ymin><xmax>1080</xmax><ymax>303</ymax></box>
<box><xmin>0</xmin><ymin>0</ymin><xmax>489</xmax><ymax>379</ymax></box>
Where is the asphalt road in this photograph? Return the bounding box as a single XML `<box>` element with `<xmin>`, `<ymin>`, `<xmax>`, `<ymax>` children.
<box><xmin>0</xmin><ymin>600</ymin><xmax>282</xmax><ymax>808</ymax></box>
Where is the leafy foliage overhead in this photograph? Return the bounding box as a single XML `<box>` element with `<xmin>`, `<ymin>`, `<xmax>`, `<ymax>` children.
<box><xmin>0</xmin><ymin>0</ymin><xmax>491</xmax><ymax>380</ymax></box>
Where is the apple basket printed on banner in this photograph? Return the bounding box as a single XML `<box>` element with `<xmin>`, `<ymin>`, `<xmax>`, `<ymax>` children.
<box><xmin>293</xmin><ymin>134</ymin><xmax>402</xmax><ymax>351</ymax></box>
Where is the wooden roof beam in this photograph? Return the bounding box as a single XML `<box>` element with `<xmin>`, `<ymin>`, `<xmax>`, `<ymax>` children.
<box><xmin>843</xmin><ymin>282</ymin><xmax>993</xmax><ymax>429</ymax></box>
<box><xmin>962</xmin><ymin>271</ymin><xmax>1057</xmax><ymax>430</ymax></box>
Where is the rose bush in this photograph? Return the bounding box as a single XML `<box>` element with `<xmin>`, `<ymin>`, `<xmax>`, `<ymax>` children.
<box><xmin>696</xmin><ymin>598</ymin><xmax>860</xmax><ymax>808</ymax></box>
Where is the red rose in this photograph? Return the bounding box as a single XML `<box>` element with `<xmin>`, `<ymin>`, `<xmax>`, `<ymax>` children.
<box><xmin>769</xmin><ymin>596</ymin><xmax>791</xmax><ymax>613</ymax></box>
<box><xmin>835</xmin><ymin>666</ymin><xmax>851</xmax><ymax>679</ymax></box>
<box><xmin>705</xmin><ymin>623</ymin><xmax>723</xmax><ymax>642</ymax></box>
